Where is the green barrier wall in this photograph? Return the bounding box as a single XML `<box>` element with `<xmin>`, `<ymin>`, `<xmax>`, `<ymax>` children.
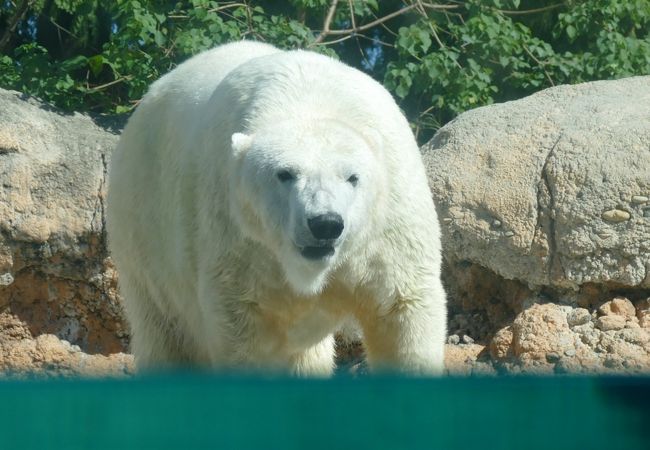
<box><xmin>0</xmin><ymin>375</ymin><xmax>648</xmax><ymax>450</ymax></box>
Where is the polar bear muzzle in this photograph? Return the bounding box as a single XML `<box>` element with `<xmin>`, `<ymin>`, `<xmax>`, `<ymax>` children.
<box><xmin>296</xmin><ymin>213</ymin><xmax>344</xmax><ymax>260</ymax></box>
<box><xmin>300</xmin><ymin>245</ymin><xmax>335</xmax><ymax>260</ymax></box>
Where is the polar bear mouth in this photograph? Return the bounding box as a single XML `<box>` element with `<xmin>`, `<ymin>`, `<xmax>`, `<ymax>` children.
<box><xmin>300</xmin><ymin>245</ymin><xmax>335</xmax><ymax>260</ymax></box>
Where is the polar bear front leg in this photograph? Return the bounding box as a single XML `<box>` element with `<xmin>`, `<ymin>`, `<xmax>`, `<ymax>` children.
<box><xmin>225</xmin><ymin>333</ymin><xmax>335</xmax><ymax>376</ymax></box>
<box><xmin>119</xmin><ymin>275</ymin><xmax>197</xmax><ymax>370</ymax></box>
<box><xmin>289</xmin><ymin>334</ymin><xmax>336</xmax><ymax>377</ymax></box>
<box><xmin>357</xmin><ymin>283</ymin><xmax>447</xmax><ymax>375</ymax></box>
<box><xmin>212</xmin><ymin>301</ymin><xmax>337</xmax><ymax>376</ymax></box>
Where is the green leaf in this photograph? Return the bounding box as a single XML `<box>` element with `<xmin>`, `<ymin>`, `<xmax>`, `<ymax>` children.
<box><xmin>60</xmin><ymin>55</ymin><xmax>88</xmax><ymax>71</ymax></box>
<box><xmin>115</xmin><ymin>105</ymin><xmax>133</xmax><ymax>114</ymax></box>
<box><xmin>154</xmin><ymin>30</ymin><xmax>166</xmax><ymax>46</ymax></box>
<box><xmin>566</xmin><ymin>25</ymin><xmax>577</xmax><ymax>40</ymax></box>
<box><xmin>88</xmin><ymin>55</ymin><xmax>105</xmax><ymax>77</ymax></box>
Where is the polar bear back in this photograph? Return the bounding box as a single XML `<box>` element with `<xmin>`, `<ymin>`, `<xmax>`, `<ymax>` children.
<box><xmin>146</xmin><ymin>41</ymin><xmax>279</xmax><ymax>111</ymax></box>
<box><xmin>107</xmin><ymin>42</ymin><xmax>279</xmax><ymax>298</ymax></box>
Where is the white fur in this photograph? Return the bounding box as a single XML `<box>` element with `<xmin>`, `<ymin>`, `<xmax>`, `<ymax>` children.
<box><xmin>107</xmin><ymin>41</ymin><xmax>447</xmax><ymax>376</ymax></box>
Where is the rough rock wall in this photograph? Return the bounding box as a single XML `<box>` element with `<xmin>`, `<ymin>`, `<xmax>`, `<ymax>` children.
<box><xmin>423</xmin><ymin>76</ymin><xmax>650</xmax><ymax>290</ymax></box>
<box><xmin>1</xmin><ymin>76</ymin><xmax>649</xmax><ymax>376</ymax></box>
<box><xmin>0</xmin><ymin>89</ymin><xmax>131</xmax><ymax>376</ymax></box>
<box><xmin>423</xmin><ymin>76</ymin><xmax>650</xmax><ymax>374</ymax></box>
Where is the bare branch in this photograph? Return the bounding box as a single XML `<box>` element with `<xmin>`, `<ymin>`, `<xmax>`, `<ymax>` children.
<box><xmin>319</xmin><ymin>3</ymin><xmax>458</xmax><ymax>37</ymax></box>
<box><xmin>208</xmin><ymin>3</ymin><xmax>249</xmax><ymax>13</ymax></box>
<box><xmin>313</xmin><ymin>0</ymin><xmax>339</xmax><ymax>44</ymax></box>
<box><xmin>419</xmin><ymin>2</ymin><xmax>460</xmax><ymax>11</ymax></box>
<box><xmin>523</xmin><ymin>45</ymin><xmax>555</xmax><ymax>86</ymax></box>
<box><xmin>312</xmin><ymin>32</ymin><xmax>395</xmax><ymax>48</ymax></box>
<box><xmin>49</xmin><ymin>17</ymin><xmax>79</xmax><ymax>40</ymax></box>
<box><xmin>311</xmin><ymin>33</ymin><xmax>355</xmax><ymax>46</ymax></box>
<box><xmin>356</xmin><ymin>33</ymin><xmax>395</xmax><ymax>48</ymax></box>
<box><xmin>430</xmin><ymin>25</ymin><xmax>445</xmax><ymax>48</ymax></box>
<box><xmin>324</xmin><ymin>3</ymin><xmax>419</xmax><ymax>37</ymax></box>
<box><xmin>347</xmin><ymin>0</ymin><xmax>356</xmax><ymax>30</ymax></box>
<box><xmin>498</xmin><ymin>3</ymin><xmax>565</xmax><ymax>15</ymax></box>
<box><xmin>242</xmin><ymin>0</ymin><xmax>254</xmax><ymax>35</ymax></box>
<box><xmin>169</xmin><ymin>3</ymin><xmax>250</xmax><ymax>20</ymax></box>
<box><xmin>86</xmin><ymin>76</ymin><xmax>133</xmax><ymax>93</ymax></box>
<box><xmin>413</xmin><ymin>1</ymin><xmax>446</xmax><ymax>49</ymax></box>
<box><xmin>347</xmin><ymin>0</ymin><xmax>371</xmax><ymax>68</ymax></box>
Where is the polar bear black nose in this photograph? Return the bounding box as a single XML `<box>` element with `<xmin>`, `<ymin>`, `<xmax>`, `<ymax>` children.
<box><xmin>308</xmin><ymin>213</ymin><xmax>344</xmax><ymax>240</ymax></box>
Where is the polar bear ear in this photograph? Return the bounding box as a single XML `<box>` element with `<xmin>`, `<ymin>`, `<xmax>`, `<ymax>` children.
<box><xmin>231</xmin><ymin>132</ymin><xmax>253</xmax><ymax>156</ymax></box>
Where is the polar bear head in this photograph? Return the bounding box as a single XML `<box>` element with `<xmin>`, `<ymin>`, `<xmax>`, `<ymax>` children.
<box><xmin>229</xmin><ymin>119</ymin><xmax>385</xmax><ymax>296</ymax></box>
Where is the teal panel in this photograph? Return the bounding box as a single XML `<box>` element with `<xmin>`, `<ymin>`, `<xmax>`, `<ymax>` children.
<box><xmin>0</xmin><ymin>375</ymin><xmax>647</xmax><ymax>450</ymax></box>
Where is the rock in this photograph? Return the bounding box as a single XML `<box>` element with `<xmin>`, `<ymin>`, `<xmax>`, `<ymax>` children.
<box><xmin>461</xmin><ymin>334</ymin><xmax>475</xmax><ymax>344</ymax></box>
<box><xmin>423</xmin><ymin>76</ymin><xmax>650</xmax><ymax>289</ymax></box>
<box><xmin>546</xmin><ymin>352</ymin><xmax>561</xmax><ymax>363</ymax></box>
<box><xmin>596</xmin><ymin>315</ymin><xmax>627</xmax><ymax>331</ymax></box>
<box><xmin>489</xmin><ymin>302</ymin><xmax>650</xmax><ymax>374</ymax></box>
<box><xmin>0</xmin><ymin>273</ymin><xmax>13</xmax><ymax>287</ymax></box>
<box><xmin>601</xmin><ymin>209</ymin><xmax>631</xmax><ymax>223</ymax></box>
<box><xmin>567</xmin><ymin>308</ymin><xmax>591</xmax><ymax>327</ymax></box>
<box><xmin>422</xmin><ymin>77</ymin><xmax>650</xmax><ymax>376</ymax></box>
<box><xmin>0</xmin><ymin>312</ymin><xmax>133</xmax><ymax>377</ymax></box>
<box><xmin>489</xmin><ymin>326</ymin><xmax>513</xmax><ymax>359</ymax></box>
<box><xmin>598</xmin><ymin>331</ymin><xmax>649</xmax><ymax>370</ymax></box>
<box><xmin>575</xmin><ymin>325</ymin><xmax>600</xmax><ymax>347</ymax></box>
<box><xmin>334</xmin><ymin>333</ymin><xmax>365</xmax><ymax>372</ymax></box>
<box><xmin>444</xmin><ymin>343</ymin><xmax>495</xmax><ymax>376</ymax></box>
<box><xmin>598</xmin><ymin>297</ymin><xmax>637</xmax><ymax>319</ymax></box>
<box><xmin>0</xmin><ymin>89</ymin><xmax>129</xmax><ymax>375</ymax></box>
<box><xmin>510</xmin><ymin>303</ymin><xmax>575</xmax><ymax>365</ymax></box>
<box><xmin>447</xmin><ymin>334</ymin><xmax>460</xmax><ymax>345</ymax></box>
<box><xmin>635</xmin><ymin>298</ymin><xmax>650</xmax><ymax>328</ymax></box>
<box><xmin>339</xmin><ymin>338</ymin><xmax>496</xmax><ymax>376</ymax></box>
<box><xmin>443</xmin><ymin>262</ymin><xmax>531</xmax><ymax>342</ymax></box>
<box><xmin>616</xmin><ymin>327</ymin><xmax>650</xmax><ymax>346</ymax></box>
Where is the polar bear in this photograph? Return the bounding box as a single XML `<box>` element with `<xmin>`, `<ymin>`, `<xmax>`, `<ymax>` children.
<box><xmin>107</xmin><ymin>41</ymin><xmax>446</xmax><ymax>376</ymax></box>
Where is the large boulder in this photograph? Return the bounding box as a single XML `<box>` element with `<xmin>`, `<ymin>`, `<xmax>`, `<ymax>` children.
<box><xmin>423</xmin><ymin>76</ymin><xmax>650</xmax><ymax>289</ymax></box>
<box><xmin>0</xmin><ymin>89</ymin><xmax>131</xmax><ymax>376</ymax></box>
<box><xmin>423</xmin><ymin>77</ymin><xmax>650</xmax><ymax>374</ymax></box>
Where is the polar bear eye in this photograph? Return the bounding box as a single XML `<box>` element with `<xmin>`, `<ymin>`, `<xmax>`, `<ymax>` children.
<box><xmin>347</xmin><ymin>174</ymin><xmax>359</xmax><ymax>186</ymax></box>
<box><xmin>277</xmin><ymin>170</ymin><xmax>296</xmax><ymax>183</ymax></box>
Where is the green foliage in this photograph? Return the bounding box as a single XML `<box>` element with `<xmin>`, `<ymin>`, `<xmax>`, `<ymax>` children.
<box><xmin>386</xmin><ymin>0</ymin><xmax>650</xmax><ymax>135</ymax></box>
<box><xmin>0</xmin><ymin>0</ymin><xmax>316</xmax><ymax>113</ymax></box>
<box><xmin>1</xmin><ymin>0</ymin><xmax>649</xmax><ymax>142</ymax></box>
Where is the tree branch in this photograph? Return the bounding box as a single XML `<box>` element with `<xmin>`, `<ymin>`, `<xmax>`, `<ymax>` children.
<box><xmin>414</xmin><ymin>0</ymin><xmax>446</xmax><ymax>49</ymax></box>
<box><xmin>326</xmin><ymin>4</ymin><xmax>419</xmax><ymax>36</ymax></box>
<box><xmin>523</xmin><ymin>45</ymin><xmax>555</xmax><ymax>86</ymax></box>
<box><xmin>311</xmin><ymin>2</ymin><xmax>459</xmax><ymax>47</ymax></box>
<box><xmin>312</xmin><ymin>0</ymin><xmax>339</xmax><ymax>44</ymax></box>
<box><xmin>347</xmin><ymin>0</ymin><xmax>356</xmax><ymax>31</ymax></box>
<box><xmin>0</xmin><ymin>0</ymin><xmax>33</xmax><ymax>53</ymax></box>
<box><xmin>498</xmin><ymin>3</ymin><xmax>565</xmax><ymax>15</ymax></box>
<box><xmin>86</xmin><ymin>76</ymin><xmax>132</xmax><ymax>92</ymax></box>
